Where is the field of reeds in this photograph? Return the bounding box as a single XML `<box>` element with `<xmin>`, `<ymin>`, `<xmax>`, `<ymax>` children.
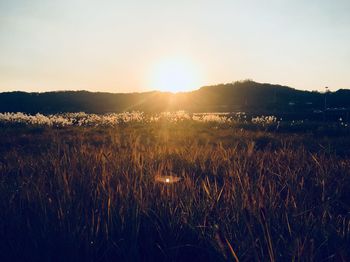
<box><xmin>0</xmin><ymin>115</ymin><xmax>350</xmax><ymax>261</ymax></box>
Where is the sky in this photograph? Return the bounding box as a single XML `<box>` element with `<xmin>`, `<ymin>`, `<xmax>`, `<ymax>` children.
<box><xmin>0</xmin><ymin>0</ymin><xmax>350</xmax><ymax>93</ymax></box>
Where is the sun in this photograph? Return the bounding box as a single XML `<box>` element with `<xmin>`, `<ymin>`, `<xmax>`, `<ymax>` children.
<box><xmin>150</xmin><ymin>58</ymin><xmax>201</xmax><ymax>93</ymax></box>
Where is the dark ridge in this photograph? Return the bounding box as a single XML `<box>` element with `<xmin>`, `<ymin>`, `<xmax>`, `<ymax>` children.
<box><xmin>0</xmin><ymin>80</ymin><xmax>349</xmax><ymax>114</ymax></box>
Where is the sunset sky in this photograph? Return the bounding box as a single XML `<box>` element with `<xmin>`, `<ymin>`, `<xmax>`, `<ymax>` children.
<box><xmin>1</xmin><ymin>0</ymin><xmax>349</xmax><ymax>93</ymax></box>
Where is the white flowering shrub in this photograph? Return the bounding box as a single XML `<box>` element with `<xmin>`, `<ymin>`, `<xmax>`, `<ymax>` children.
<box><xmin>0</xmin><ymin>111</ymin><xmax>296</xmax><ymax>128</ymax></box>
<box><xmin>0</xmin><ymin>112</ymin><xmax>73</xmax><ymax>127</ymax></box>
<box><xmin>0</xmin><ymin>111</ymin><xmax>234</xmax><ymax>127</ymax></box>
<box><xmin>150</xmin><ymin>111</ymin><xmax>192</xmax><ymax>123</ymax></box>
<box><xmin>192</xmin><ymin>113</ymin><xmax>230</xmax><ymax>123</ymax></box>
<box><xmin>251</xmin><ymin>115</ymin><xmax>277</xmax><ymax>126</ymax></box>
<box><xmin>0</xmin><ymin>111</ymin><xmax>145</xmax><ymax>127</ymax></box>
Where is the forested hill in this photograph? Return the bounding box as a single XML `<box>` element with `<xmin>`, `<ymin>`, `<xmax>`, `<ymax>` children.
<box><xmin>1</xmin><ymin>81</ymin><xmax>349</xmax><ymax>114</ymax></box>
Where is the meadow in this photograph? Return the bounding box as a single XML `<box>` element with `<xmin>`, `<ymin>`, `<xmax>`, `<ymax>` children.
<box><xmin>0</xmin><ymin>113</ymin><xmax>350</xmax><ymax>261</ymax></box>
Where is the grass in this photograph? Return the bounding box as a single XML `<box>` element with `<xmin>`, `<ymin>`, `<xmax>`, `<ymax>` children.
<box><xmin>0</xmin><ymin>122</ymin><xmax>349</xmax><ymax>261</ymax></box>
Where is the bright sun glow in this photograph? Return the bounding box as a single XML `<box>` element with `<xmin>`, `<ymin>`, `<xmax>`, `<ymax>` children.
<box><xmin>150</xmin><ymin>58</ymin><xmax>201</xmax><ymax>93</ymax></box>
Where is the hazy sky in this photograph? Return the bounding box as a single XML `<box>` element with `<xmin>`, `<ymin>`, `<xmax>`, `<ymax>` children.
<box><xmin>1</xmin><ymin>0</ymin><xmax>350</xmax><ymax>92</ymax></box>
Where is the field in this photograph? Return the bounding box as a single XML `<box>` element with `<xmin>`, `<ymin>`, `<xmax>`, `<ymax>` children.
<box><xmin>0</xmin><ymin>114</ymin><xmax>350</xmax><ymax>261</ymax></box>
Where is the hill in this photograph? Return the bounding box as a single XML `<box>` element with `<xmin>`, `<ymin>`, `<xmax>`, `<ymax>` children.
<box><xmin>0</xmin><ymin>80</ymin><xmax>349</xmax><ymax>114</ymax></box>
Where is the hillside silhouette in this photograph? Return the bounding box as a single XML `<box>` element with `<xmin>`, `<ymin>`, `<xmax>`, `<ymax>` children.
<box><xmin>1</xmin><ymin>80</ymin><xmax>349</xmax><ymax>115</ymax></box>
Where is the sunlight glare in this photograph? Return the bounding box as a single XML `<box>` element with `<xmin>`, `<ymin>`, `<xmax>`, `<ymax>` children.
<box><xmin>151</xmin><ymin>58</ymin><xmax>200</xmax><ymax>93</ymax></box>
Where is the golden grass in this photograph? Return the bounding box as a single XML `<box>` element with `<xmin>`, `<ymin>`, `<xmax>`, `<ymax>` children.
<box><xmin>0</xmin><ymin>123</ymin><xmax>349</xmax><ymax>261</ymax></box>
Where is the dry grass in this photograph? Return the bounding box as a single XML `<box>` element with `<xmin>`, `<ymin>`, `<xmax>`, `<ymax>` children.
<box><xmin>0</xmin><ymin>123</ymin><xmax>349</xmax><ymax>261</ymax></box>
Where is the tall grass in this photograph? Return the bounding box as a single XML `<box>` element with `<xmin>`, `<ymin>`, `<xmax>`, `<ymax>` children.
<box><xmin>0</xmin><ymin>123</ymin><xmax>349</xmax><ymax>261</ymax></box>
